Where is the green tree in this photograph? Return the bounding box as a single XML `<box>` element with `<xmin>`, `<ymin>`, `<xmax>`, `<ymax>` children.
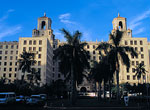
<box><xmin>135</xmin><ymin>62</ymin><xmax>147</xmax><ymax>84</ymax></box>
<box><xmin>18</xmin><ymin>51</ymin><xmax>36</xmax><ymax>82</ymax></box>
<box><xmin>54</xmin><ymin>28</ymin><xmax>90</xmax><ymax>104</ymax></box>
<box><xmin>96</xmin><ymin>30</ymin><xmax>137</xmax><ymax>100</ymax></box>
<box><xmin>27</xmin><ymin>68</ymin><xmax>41</xmax><ymax>86</ymax></box>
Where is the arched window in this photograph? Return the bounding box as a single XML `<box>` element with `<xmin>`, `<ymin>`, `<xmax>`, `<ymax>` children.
<box><xmin>119</xmin><ymin>21</ymin><xmax>123</xmax><ymax>29</ymax></box>
<box><xmin>41</xmin><ymin>21</ymin><xmax>46</xmax><ymax>30</ymax></box>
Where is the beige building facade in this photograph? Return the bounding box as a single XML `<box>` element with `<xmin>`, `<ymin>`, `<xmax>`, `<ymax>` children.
<box><xmin>0</xmin><ymin>14</ymin><xmax>150</xmax><ymax>89</ymax></box>
<box><xmin>111</xmin><ymin>14</ymin><xmax>150</xmax><ymax>85</ymax></box>
<box><xmin>18</xmin><ymin>14</ymin><xmax>54</xmax><ymax>85</ymax></box>
<box><xmin>0</xmin><ymin>41</ymin><xmax>18</xmax><ymax>83</ymax></box>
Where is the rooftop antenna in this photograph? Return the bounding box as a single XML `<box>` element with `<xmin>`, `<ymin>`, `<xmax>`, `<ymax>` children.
<box><xmin>44</xmin><ymin>12</ymin><xmax>46</xmax><ymax>17</ymax></box>
<box><xmin>118</xmin><ymin>12</ymin><xmax>120</xmax><ymax>17</ymax></box>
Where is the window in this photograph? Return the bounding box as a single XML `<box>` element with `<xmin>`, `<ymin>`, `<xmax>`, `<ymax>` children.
<box><xmin>132</xmin><ymin>61</ymin><xmax>134</xmax><ymax>66</ymax></box>
<box><xmin>4</xmin><ymin>62</ymin><xmax>7</xmax><ymax>66</ymax></box>
<box><xmin>9</xmin><ymin>68</ymin><xmax>12</xmax><ymax>71</ymax></box>
<box><xmin>0</xmin><ymin>51</ymin><xmax>2</xmax><ymax>54</ymax></box>
<box><xmin>130</xmin><ymin>41</ymin><xmax>133</xmax><ymax>45</ymax></box>
<box><xmin>29</xmin><ymin>40</ymin><xmax>32</xmax><ymax>45</ymax></box>
<box><xmin>3</xmin><ymin>73</ymin><xmax>6</xmax><ymax>77</ymax></box>
<box><xmin>4</xmin><ymin>68</ymin><xmax>6</xmax><ymax>71</ymax></box>
<box><xmin>10</xmin><ymin>51</ymin><xmax>13</xmax><ymax>54</ymax></box>
<box><xmin>16</xmin><ymin>45</ymin><xmax>18</xmax><ymax>49</ymax></box>
<box><xmin>0</xmin><ymin>62</ymin><xmax>1</xmax><ymax>65</ymax></box>
<box><xmin>16</xmin><ymin>51</ymin><xmax>18</xmax><ymax>54</ymax></box>
<box><xmin>133</xmin><ymin>75</ymin><xmax>136</xmax><ymax>80</ymax></box>
<box><xmin>0</xmin><ymin>56</ymin><xmax>2</xmax><ymax>60</ymax></box>
<box><xmin>93</xmin><ymin>56</ymin><xmax>96</xmax><ymax>60</ymax></box>
<box><xmin>16</xmin><ymin>56</ymin><xmax>18</xmax><ymax>60</ymax></box>
<box><xmin>93</xmin><ymin>51</ymin><xmax>95</xmax><ymax>54</ymax></box>
<box><xmin>11</xmin><ymin>45</ymin><xmax>14</xmax><ymax>49</ymax></box>
<box><xmin>5</xmin><ymin>51</ymin><xmax>8</xmax><ymax>54</ymax></box>
<box><xmin>0</xmin><ymin>45</ymin><xmax>3</xmax><ymax>49</ymax></box>
<box><xmin>6</xmin><ymin>45</ymin><xmax>8</xmax><ymax>49</ymax></box>
<box><xmin>14</xmin><ymin>74</ymin><xmax>16</xmax><ymax>77</ymax></box>
<box><xmin>140</xmin><ymin>47</ymin><xmax>143</xmax><ymax>52</ymax></box>
<box><xmin>135</xmin><ymin>47</ymin><xmax>138</xmax><ymax>51</ymax></box>
<box><xmin>127</xmin><ymin>68</ymin><xmax>129</xmax><ymax>73</ymax></box>
<box><xmin>9</xmin><ymin>74</ymin><xmax>11</xmax><ymax>78</ymax></box>
<box><xmin>53</xmin><ymin>67</ymin><xmax>54</xmax><ymax>72</ymax></box>
<box><xmin>39</xmin><ymin>40</ymin><xmax>42</xmax><ymax>45</ymax></box>
<box><xmin>141</xmin><ymin>54</ymin><xmax>144</xmax><ymax>58</ymax></box>
<box><xmin>10</xmin><ymin>62</ymin><xmax>12</xmax><ymax>66</ymax></box>
<box><xmin>134</xmin><ymin>41</ymin><xmax>137</xmax><ymax>45</ymax></box>
<box><xmin>33</xmin><ymin>40</ymin><xmax>36</xmax><ymax>45</ymax></box>
<box><xmin>141</xmin><ymin>61</ymin><xmax>144</xmax><ymax>65</ymax></box>
<box><xmin>23</xmin><ymin>47</ymin><xmax>26</xmax><ymax>51</ymax></box>
<box><xmin>4</xmin><ymin>56</ymin><xmax>7</xmax><ymax>60</ymax></box>
<box><xmin>127</xmin><ymin>75</ymin><xmax>130</xmax><ymax>80</ymax></box>
<box><xmin>38</xmin><ymin>54</ymin><xmax>41</xmax><ymax>58</ymax></box>
<box><xmin>136</xmin><ymin>55</ymin><xmax>138</xmax><ymax>59</ymax></box>
<box><xmin>15</xmin><ymin>68</ymin><xmax>17</xmax><ymax>71</ymax></box>
<box><xmin>10</xmin><ymin>56</ymin><xmax>13</xmax><ymax>60</ymax></box>
<box><xmin>38</xmin><ymin>61</ymin><xmax>41</xmax><ymax>66</ymax></box>
<box><xmin>39</xmin><ymin>47</ymin><xmax>42</xmax><ymax>51</ymax></box>
<box><xmin>87</xmin><ymin>45</ymin><xmax>89</xmax><ymax>49</ymax></box>
<box><xmin>15</xmin><ymin>62</ymin><xmax>17</xmax><ymax>66</ymax></box>
<box><xmin>136</xmin><ymin>61</ymin><xmax>139</xmax><ymax>65</ymax></box>
<box><xmin>93</xmin><ymin>45</ymin><xmax>95</xmax><ymax>49</ymax></box>
<box><xmin>32</xmin><ymin>47</ymin><xmax>36</xmax><ymax>51</ymax></box>
<box><xmin>131</xmin><ymin>54</ymin><xmax>134</xmax><ymax>58</ymax></box>
<box><xmin>24</xmin><ymin>40</ymin><xmax>27</xmax><ymax>45</ymax></box>
<box><xmin>29</xmin><ymin>47</ymin><xmax>32</xmax><ymax>51</ymax></box>
<box><xmin>140</xmin><ymin>41</ymin><xmax>143</xmax><ymax>45</ymax></box>
<box><xmin>132</xmin><ymin>68</ymin><xmax>135</xmax><ymax>73</ymax></box>
<box><xmin>125</xmin><ymin>41</ymin><xmax>128</xmax><ymax>45</ymax></box>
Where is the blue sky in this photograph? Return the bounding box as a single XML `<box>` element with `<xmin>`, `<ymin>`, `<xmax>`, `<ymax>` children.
<box><xmin>0</xmin><ymin>0</ymin><xmax>150</xmax><ymax>42</ymax></box>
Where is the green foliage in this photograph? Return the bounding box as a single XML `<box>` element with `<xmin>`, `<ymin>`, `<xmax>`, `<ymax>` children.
<box><xmin>54</xmin><ymin>28</ymin><xmax>90</xmax><ymax>84</ymax></box>
<box><xmin>135</xmin><ymin>62</ymin><xmax>147</xmax><ymax>80</ymax></box>
<box><xmin>18</xmin><ymin>51</ymin><xmax>36</xmax><ymax>81</ymax></box>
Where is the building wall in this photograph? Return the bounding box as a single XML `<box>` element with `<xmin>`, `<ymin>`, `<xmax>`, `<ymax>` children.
<box><xmin>0</xmin><ymin>42</ymin><xmax>18</xmax><ymax>83</ymax></box>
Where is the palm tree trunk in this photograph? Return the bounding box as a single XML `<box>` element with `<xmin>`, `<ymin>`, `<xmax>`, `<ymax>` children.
<box><xmin>98</xmin><ymin>81</ymin><xmax>101</xmax><ymax>100</ymax></box>
<box><xmin>103</xmin><ymin>81</ymin><xmax>106</xmax><ymax>100</ymax></box>
<box><xmin>71</xmin><ymin>48</ymin><xmax>76</xmax><ymax>105</ymax></box>
<box><xmin>116</xmin><ymin>61</ymin><xmax>120</xmax><ymax>101</ymax></box>
<box><xmin>109</xmin><ymin>79</ymin><xmax>111</xmax><ymax>101</ymax></box>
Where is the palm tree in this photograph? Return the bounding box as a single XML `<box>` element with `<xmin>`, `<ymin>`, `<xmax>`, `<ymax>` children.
<box><xmin>54</xmin><ymin>28</ymin><xmax>90</xmax><ymax>104</ymax></box>
<box><xmin>27</xmin><ymin>68</ymin><xmax>41</xmax><ymax>86</ymax></box>
<box><xmin>18</xmin><ymin>51</ymin><xmax>36</xmax><ymax>82</ymax></box>
<box><xmin>96</xmin><ymin>30</ymin><xmax>137</xmax><ymax>100</ymax></box>
<box><xmin>90</xmin><ymin>61</ymin><xmax>103</xmax><ymax>100</ymax></box>
<box><xmin>135</xmin><ymin>62</ymin><xmax>147</xmax><ymax>84</ymax></box>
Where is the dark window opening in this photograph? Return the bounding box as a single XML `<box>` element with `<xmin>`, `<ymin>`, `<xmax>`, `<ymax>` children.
<box><xmin>119</xmin><ymin>21</ymin><xmax>123</xmax><ymax>29</ymax></box>
<box><xmin>41</xmin><ymin>21</ymin><xmax>46</xmax><ymax>30</ymax></box>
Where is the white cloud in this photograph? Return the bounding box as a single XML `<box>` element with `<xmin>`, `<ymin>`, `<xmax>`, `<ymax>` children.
<box><xmin>0</xmin><ymin>26</ymin><xmax>22</xmax><ymax>40</ymax></box>
<box><xmin>57</xmin><ymin>13</ymin><xmax>93</xmax><ymax>41</ymax></box>
<box><xmin>59</xmin><ymin>13</ymin><xmax>70</xmax><ymax>19</ymax></box>
<box><xmin>59</xmin><ymin>13</ymin><xmax>76</xmax><ymax>24</ymax></box>
<box><xmin>0</xmin><ymin>9</ymin><xmax>15</xmax><ymax>22</ymax></box>
<box><xmin>133</xmin><ymin>27</ymin><xmax>144</xmax><ymax>35</ymax></box>
<box><xmin>129</xmin><ymin>9</ymin><xmax>150</xmax><ymax>30</ymax></box>
<box><xmin>0</xmin><ymin>9</ymin><xmax>22</xmax><ymax>40</ymax></box>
